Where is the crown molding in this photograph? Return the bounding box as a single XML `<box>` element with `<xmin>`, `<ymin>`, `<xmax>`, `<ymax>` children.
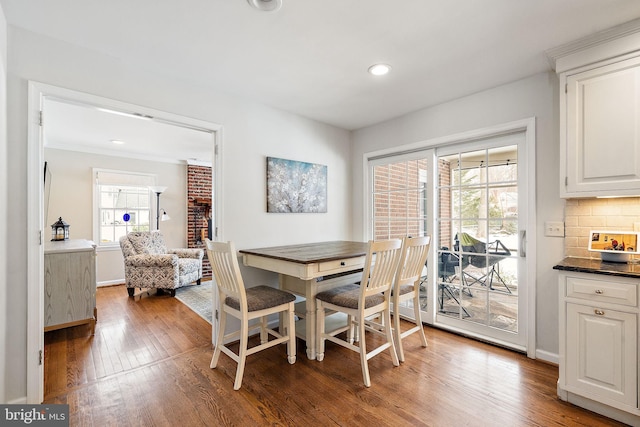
<box><xmin>546</xmin><ymin>18</ymin><xmax>640</xmax><ymax>73</ymax></box>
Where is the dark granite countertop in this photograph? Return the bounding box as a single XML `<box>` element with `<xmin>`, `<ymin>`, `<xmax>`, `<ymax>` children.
<box><xmin>554</xmin><ymin>257</ymin><xmax>640</xmax><ymax>278</ymax></box>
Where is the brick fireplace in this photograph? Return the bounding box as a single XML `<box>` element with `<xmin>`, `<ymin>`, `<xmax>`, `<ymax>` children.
<box><xmin>187</xmin><ymin>164</ymin><xmax>212</xmax><ymax>279</ymax></box>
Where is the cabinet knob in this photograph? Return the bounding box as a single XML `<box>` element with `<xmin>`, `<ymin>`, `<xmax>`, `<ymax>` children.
<box><xmin>594</xmin><ymin>309</ymin><xmax>605</xmax><ymax>316</ymax></box>
<box><xmin>595</xmin><ymin>289</ymin><xmax>603</xmax><ymax>294</ymax></box>
<box><xmin>340</xmin><ymin>261</ymin><xmax>346</xmax><ymax>266</ymax></box>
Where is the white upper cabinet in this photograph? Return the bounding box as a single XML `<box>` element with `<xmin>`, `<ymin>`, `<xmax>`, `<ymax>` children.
<box><xmin>549</xmin><ymin>20</ymin><xmax>640</xmax><ymax>198</ymax></box>
<box><xmin>563</xmin><ymin>56</ymin><xmax>640</xmax><ymax>197</ymax></box>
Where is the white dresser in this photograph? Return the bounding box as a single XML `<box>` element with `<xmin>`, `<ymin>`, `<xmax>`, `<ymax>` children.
<box><xmin>44</xmin><ymin>239</ymin><xmax>97</xmax><ymax>332</ymax></box>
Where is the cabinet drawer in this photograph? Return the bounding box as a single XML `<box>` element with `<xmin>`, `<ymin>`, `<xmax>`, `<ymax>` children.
<box><xmin>566</xmin><ymin>276</ymin><xmax>637</xmax><ymax>307</ymax></box>
<box><xmin>318</xmin><ymin>256</ymin><xmax>365</xmax><ymax>273</ymax></box>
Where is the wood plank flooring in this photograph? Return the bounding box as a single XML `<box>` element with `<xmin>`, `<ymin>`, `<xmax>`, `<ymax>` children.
<box><xmin>44</xmin><ymin>284</ymin><xmax>625</xmax><ymax>426</ymax></box>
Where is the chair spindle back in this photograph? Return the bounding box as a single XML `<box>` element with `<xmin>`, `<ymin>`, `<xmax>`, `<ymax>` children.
<box><xmin>396</xmin><ymin>236</ymin><xmax>431</xmax><ymax>288</ymax></box>
<box><xmin>362</xmin><ymin>239</ymin><xmax>403</xmax><ymax>297</ymax></box>
<box><xmin>205</xmin><ymin>240</ymin><xmax>246</xmax><ymax>304</ymax></box>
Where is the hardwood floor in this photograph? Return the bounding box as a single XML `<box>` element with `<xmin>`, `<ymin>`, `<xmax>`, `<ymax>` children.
<box><xmin>44</xmin><ymin>285</ymin><xmax>625</xmax><ymax>426</ymax></box>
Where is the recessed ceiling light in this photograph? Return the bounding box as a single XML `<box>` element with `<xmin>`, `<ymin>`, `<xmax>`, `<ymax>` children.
<box><xmin>247</xmin><ymin>0</ymin><xmax>282</xmax><ymax>12</ymax></box>
<box><xmin>368</xmin><ymin>63</ymin><xmax>392</xmax><ymax>76</ymax></box>
<box><xmin>111</xmin><ymin>139</ymin><xmax>125</xmax><ymax>145</ymax></box>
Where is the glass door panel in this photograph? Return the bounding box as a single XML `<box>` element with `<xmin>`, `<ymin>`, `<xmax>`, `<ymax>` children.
<box><xmin>371</xmin><ymin>154</ymin><xmax>432</xmax><ymax>318</ymax></box>
<box><xmin>436</xmin><ymin>138</ymin><xmax>525</xmax><ymax>348</ymax></box>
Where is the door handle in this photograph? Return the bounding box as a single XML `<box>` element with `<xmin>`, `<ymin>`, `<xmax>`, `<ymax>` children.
<box><xmin>520</xmin><ymin>230</ymin><xmax>526</xmax><ymax>257</ymax></box>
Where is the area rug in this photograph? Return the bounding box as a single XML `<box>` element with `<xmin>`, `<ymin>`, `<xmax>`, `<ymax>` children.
<box><xmin>175</xmin><ymin>280</ymin><xmax>213</xmax><ymax>324</ymax></box>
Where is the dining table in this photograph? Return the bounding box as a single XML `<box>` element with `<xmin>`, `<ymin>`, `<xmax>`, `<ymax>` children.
<box><xmin>239</xmin><ymin>241</ymin><xmax>368</xmax><ymax>360</ymax></box>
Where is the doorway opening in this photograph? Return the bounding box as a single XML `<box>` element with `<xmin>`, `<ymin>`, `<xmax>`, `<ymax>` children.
<box><xmin>27</xmin><ymin>81</ymin><xmax>222</xmax><ymax>403</ymax></box>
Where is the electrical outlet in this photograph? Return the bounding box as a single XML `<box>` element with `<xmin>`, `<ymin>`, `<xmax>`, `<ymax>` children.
<box><xmin>545</xmin><ymin>221</ymin><xmax>565</xmax><ymax>237</ymax></box>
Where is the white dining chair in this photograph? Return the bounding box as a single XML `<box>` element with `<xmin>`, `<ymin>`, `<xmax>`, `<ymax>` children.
<box><xmin>392</xmin><ymin>235</ymin><xmax>431</xmax><ymax>362</ymax></box>
<box><xmin>205</xmin><ymin>239</ymin><xmax>297</xmax><ymax>390</ymax></box>
<box><xmin>315</xmin><ymin>239</ymin><xmax>402</xmax><ymax>387</ymax></box>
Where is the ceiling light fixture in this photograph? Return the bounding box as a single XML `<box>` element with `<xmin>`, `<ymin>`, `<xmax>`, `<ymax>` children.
<box><xmin>368</xmin><ymin>63</ymin><xmax>392</xmax><ymax>76</ymax></box>
<box><xmin>111</xmin><ymin>139</ymin><xmax>125</xmax><ymax>145</ymax></box>
<box><xmin>247</xmin><ymin>0</ymin><xmax>282</xmax><ymax>12</ymax></box>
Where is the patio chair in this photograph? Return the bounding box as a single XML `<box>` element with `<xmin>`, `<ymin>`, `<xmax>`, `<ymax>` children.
<box><xmin>437</xmin><ymin>246</ymin><xmax>470</xmax><ymax>317</ymax></box>
<box><xmin>457</xmin><ymin>232</ymin><xmax>512</xmax><ymax>294</ymax></box>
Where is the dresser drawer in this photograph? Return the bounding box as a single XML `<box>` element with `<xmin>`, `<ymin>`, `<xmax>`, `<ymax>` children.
<box><xmin>566</xmin><ymin>276</ymin><xmax>637</xmax><ymax>307</ymax></box>
<box><xmin>318</xmin><ymin>256</ymin><xmax>365</xmax><ymax>273</ymax></box>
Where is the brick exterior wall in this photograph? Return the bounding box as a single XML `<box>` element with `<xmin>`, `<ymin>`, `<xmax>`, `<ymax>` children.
<box><xmin>187</xmin><ymin>165</ymin><xmax>212</xmax><ymax>279</ymax></box>
<box><xmin>438</xmin><ymin>158</ymin><xmax>452</xmax><ymax>250</ymax></box>
<box><xmin>372</xmin><ymin>158</ymin><xmax>453</xmax><ymax>250</ymax></box>
<box><xmin>373</xmin><ymin>159</ymin><xmax>428</xmax><ymax>240</ymax></box>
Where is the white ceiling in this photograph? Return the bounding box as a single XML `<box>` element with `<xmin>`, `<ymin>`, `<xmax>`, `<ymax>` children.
<box><xmin>43</xmin><ymin>98</ymin><xmax>214</xmax><ymax>164</ymax></box>
<box><xmin>3</xmin><ymin>0</ymin><xmax>640</xmax><ymax>161</ymax></box>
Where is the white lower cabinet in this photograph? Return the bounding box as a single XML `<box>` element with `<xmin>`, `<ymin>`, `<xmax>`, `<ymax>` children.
<box><xmin>558</xmin><ymin>272</ymin><xmax>640</xmax><ymax>425</ymax></box>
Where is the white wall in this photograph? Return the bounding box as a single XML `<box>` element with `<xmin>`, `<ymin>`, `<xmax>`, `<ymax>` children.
<box><xmin>44</xmin><ymin>148</ymin><xmax>189</xmax><ymax>285</ymax></box>
<box><xmin>6</xmin><ymin>27</ymin><xmax>352</xmax><ymax>402</ymax></box>
<box><xmin>0</xmin><ymin>2</ymin><xmax>8</xmax><ymax>405</ymax></box>
<box><xmin>351</xmin><ymin>72</ymin><xmax>565</xmax><ymax>359</ymax></box>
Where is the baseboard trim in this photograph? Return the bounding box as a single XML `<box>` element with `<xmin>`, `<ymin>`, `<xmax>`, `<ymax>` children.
<box><xmin>535</xmin><ymin>349</ymin><xmax>558</xmax><ymax>364</ymax></box>
<box><xmin>97</xmin><ymin>280</ymin><xmax>124</xmax><ymax>287</ymax></box>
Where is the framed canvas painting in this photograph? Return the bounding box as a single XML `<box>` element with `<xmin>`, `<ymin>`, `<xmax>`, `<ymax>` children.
<box><xmin>266</xmin><ymin>157</ymin><xmax>327</xmax><ymax>213</ymax></box>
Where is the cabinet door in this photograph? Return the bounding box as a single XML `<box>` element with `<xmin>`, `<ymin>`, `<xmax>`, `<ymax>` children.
<box><xmin>566</xmin><ymin>302</ymin><xmax>637</xmax><ymax>407</ymax></box>
<box><xmin>44</xmin><ymin>250</ymin><xmax>96</xmax><ymax>328</ymax></box>
<box><xmin>564</xmin><ymin>56</ymin><xmax>640</xmax><ymax>197</ymax></box>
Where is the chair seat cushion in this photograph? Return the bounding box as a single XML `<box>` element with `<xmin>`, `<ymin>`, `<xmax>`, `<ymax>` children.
<box><xmin>316</xmin><ymin>284</ymin><xmax>384</xmax><ymax>309</ymax></box>
<box><xmin>394</xmin><ymin>284</ymin><xmax>414</xmax><ymax>296</ymax></box>
<box><xmin>225</xmin><ymin>285</ymin><xmax>296</xmax><ymax>312</ymax></box>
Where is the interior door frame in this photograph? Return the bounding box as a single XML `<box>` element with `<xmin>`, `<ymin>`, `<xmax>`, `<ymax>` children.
<box><xmin>26</xmin><ymin>81</ymin><xmax>224</xmax><ymax>403</ymax></box>
<box><xmin>363</xmin><ymin>118</ymin><xmax>536</xmax><ymax>358</ymax></box>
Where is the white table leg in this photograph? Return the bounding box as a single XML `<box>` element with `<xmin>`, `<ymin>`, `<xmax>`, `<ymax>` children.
<box><xmin>304</xmin><ymin>284</ymin><xmax>317</xmax><ymax>360</ymax></box>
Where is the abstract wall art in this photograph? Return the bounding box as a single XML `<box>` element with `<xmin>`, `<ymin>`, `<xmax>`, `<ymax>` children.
<box><xmin>266</xmin><ymin>157</ymin><xmax>327</xmax><ymax>213</ymax></box>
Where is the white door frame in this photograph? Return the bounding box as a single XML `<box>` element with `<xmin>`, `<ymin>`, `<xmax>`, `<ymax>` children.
<box><xmin>363</xmin><ymin>118</ymin><xmax>536</xmax><ymax>357</ymax></box>
<box><xmin>26</xmin><ymin>81</ymin><xmax>224</xmax><ymax>402</ymax></box>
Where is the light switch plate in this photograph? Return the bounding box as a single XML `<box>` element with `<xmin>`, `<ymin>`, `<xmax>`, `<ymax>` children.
<box><xmin>545</xmin><ymin>221</ymin><xmax>565</xmax><ymax>237</ymax></box>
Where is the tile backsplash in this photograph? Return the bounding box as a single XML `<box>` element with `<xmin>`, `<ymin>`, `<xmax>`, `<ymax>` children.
<box><xmin>565</xmin><ymin>197</ymin><xmax>640</xmax><ymax>259</ymax></box>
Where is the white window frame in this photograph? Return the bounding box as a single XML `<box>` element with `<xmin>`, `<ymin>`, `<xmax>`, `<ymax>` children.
<box><xmin>93</xmin><ymin>168</ymin><xmax>156</xmax><ymax>251</ymax></box>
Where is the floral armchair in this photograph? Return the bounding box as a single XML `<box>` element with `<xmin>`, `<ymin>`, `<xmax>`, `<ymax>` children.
<box><xmin>120</xmin><ymin>231</ymin><xmax>204</xmax><ymax>297</ymax></box>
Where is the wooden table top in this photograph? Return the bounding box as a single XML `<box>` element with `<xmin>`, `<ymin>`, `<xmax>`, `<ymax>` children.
<box><xmin>239</xmin><ymin>241</ymin><xmax>368</xmax><ymax>264</ymax></box>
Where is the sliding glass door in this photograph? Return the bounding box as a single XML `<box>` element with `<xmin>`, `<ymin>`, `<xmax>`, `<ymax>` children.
<box><xmin>368</xmin><ymin>127</ymin><xmax>530</xmax><ymax>351</ymax></box>
<box><xmin>435</xmin><ymin>133</ymin><xmax>527</xmax><ymax>349</ymax></box>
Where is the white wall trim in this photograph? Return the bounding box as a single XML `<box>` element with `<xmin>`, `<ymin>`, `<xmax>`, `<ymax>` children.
<box><xmin>97</xmin><ymin>279</ymin><xmax>124</xmax><ymax>287</ymax></box>
<box><xmin>535</xmin><ymin>349</ymin><xmax>559</xmax><ymax>365</ymax></box>
<box><xmin>27</xmin><ymin>81</ymin><xmax>223</xmax><ymax>403</ymax></box>
<box><xmin>0</xmin><ymin>2</ymin><xmax>8</xmax><ymax>405</ymax></box>
<box><xmin>26</xmin><ymin>82</ymin><xmax>45</xmax><ymax>403</ymax></box>
<box><xmin>546</xmin><ymin>18</ymin><xmax>640</xmax><ymax>73</ymax></box>
<box><xmin>524</xmin><ymin>117</ymin><xmax>537</xmax><ymax>359</ymax></box>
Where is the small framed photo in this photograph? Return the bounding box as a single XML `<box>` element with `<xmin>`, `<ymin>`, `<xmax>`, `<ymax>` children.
<box><xmin>588</xmin><ymin>230</ymin><xmax>639</xmax><ymax>253</ymax></box>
